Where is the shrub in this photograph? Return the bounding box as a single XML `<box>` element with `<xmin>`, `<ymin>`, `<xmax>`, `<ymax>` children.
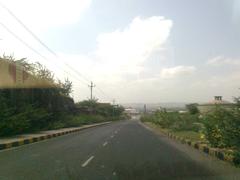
<box><xmin>233</xmin><ymin>151</ymin><xmax>240</xmax><ymax>166</ymax></box>
<box><xmin>172</xmin><ymin>114</ymin><xmax>201</xmax><ymax>132</ymax></box>
<box><xmin>140</xmin><ymin>114</ymin><xmax>155</xmax><ymax>122</ymax></box>
<box><xmin>186</xmin><ymin>103</ymin><xmax>199</xmax><ymax>114</ymax></box>
<box><xmin>0</xmin><ymin>105</ymin><xmax>50</xmax><ymax>136</ymax></box>
<box><xmin>141</xmin><ymin>111</ymin><xmax>201</xmax><ymax>132</ymax></box>
<box><xmin>202</xmin><ymin>106</ymin><xmax>240</xmax><ymax>148</ymax></box>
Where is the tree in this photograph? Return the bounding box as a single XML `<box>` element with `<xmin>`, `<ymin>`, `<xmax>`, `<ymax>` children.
<box><xmin>32</xmin><ymin>62</ymin><xmax>55</xmax><ymax>83</ymax></box>
<box><xmin>58</xmin><ymin>78</ymin><xmax>73</xmax><ymax>96</ymax></box>
<box><xmin>186</xmin><ymin>103</ymin><xmax>199</xmax><ymax>114</ymax></box>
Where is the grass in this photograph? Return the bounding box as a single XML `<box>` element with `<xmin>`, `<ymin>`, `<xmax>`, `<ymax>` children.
<box><xmin>48</xmin><ymin>114</ymin><xmax>110</xmax><ymax>130</ymax></box>
<box><xmin>170</xmin><ymin>130</ymin><xmax>203</xmax><ymax>142</ymax></box>
<box><xmin>144</xmin><ymin>122</ymin><xmax>205</xmax><ymax>143</ymax></box>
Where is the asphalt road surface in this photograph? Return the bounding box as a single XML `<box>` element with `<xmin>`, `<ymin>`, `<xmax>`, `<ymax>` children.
<box><xmin>0</xmin><ymin>119</ymin><xmax>239</xmax><ymax>180</ymax></box>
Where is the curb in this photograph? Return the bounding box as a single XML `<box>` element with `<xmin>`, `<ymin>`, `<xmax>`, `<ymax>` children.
<box><xmin>0</xmin><ymin>122</ymin><xmax>111</xmax><ymax>151</ymax></box>
<box><xmin>141</xmin><ymin>122</ymin><xmax>235</xmax><ymax>164</ymax></box>
<box><xmin>166</xmin><ymin>132</ymin><xmax>234</xmax><ymax>163</ymax></box>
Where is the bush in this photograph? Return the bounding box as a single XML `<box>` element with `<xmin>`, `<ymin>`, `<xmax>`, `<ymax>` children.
<box><xmin>141</xmin><ymin>111</ymin><xmax>201</xmax><ymax>132</ymax></box>
<box><xmin>172</xmin><ymin>114</ymin><xmax>201</xmax><ymax>132</ymax></box>
<box><xmin>202</xmin><ymin>106</ymin><xmax>240</xmax><ymax>149</ymax></box>
<box><xmin>140</xmin><ymin>114</ymin><xmax>155</xmax><ymax>122</ymax></box>
<box><xmin>186</xmin><ymin>103</ymin><xmax>199</xmax><ymax>114</ymax></box>
<box><xmin>0</xmin><ymin>105</ymin><xmax>50</xmax><ymax>136</ymax></box>
<box><xmin>48</xmin><ymin>114</ymin><xmax>108</xmax><ymax>129</ymax></box>
<box><xmin>233</xmin><ymin>151</ymin><xmax>240</xmax><ymax>166</ymax></box>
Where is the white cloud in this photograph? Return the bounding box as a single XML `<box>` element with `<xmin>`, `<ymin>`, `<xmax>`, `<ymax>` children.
<box><xmin>0</xmin><ymin>0</ymin><xmax>92</xmax><ymax>68</ymax></box>
<box><xmin>0</xmin><ymin>14</ymin><xmax>174</xmax><ymax>102</ymax></box>
<box><xmin>0</xmin><ymin>0</ymin><xmax>92</xmax><ymax>86</ymax></box>
<box><xmin>0</xmin><ymin>0</ymin><xmax>91</xmax><ymax>30</ymax></box>
<box><xmin>207</xmin><ymin>56</ymin><xmax>240</xmax><ymax>66</ymax></box>
<box><xmin>95</xmin><ymin>16</ymin><xmax>173</xmax><ymax>75</ymax></box>
<box><xmin>160</xmin><ymin>66</ymin><xmax>196</xmax><ymax>79</ymax></box>
<box><xmin>53</xmin><ymin>16</ymin><xmax>173</xmax><ymax>102</ymax></box>
<box><xmin>189</xmin><ymin>71</ymin><xmax>240</xmax><ymax>102</ymax></box>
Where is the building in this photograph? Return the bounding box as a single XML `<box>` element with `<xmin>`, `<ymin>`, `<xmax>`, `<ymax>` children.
<box><xmin>124</xmin><ymin>108</ymin><xmax>139</xmax><ymax>116</ymax></box>
<box><xmin>197</xmin><ymin>96</ymin><xmax>234</xmax><ymax>113</ymax></box>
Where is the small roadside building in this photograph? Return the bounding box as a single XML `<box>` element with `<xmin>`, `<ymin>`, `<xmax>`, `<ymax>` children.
<box><xmin>197</xmin><ymin>96</ymin><xmax>235</xmax><ymax>114</ymax></box>
<box><xmin>124</xmin><ymin>108</ymin><xmax>139</xmax><ymax>116</ymax></box>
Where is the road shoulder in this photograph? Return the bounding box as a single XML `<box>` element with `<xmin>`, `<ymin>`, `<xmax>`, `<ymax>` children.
<box><xmin>138</xmin><ymin>120</ymin><xmax>240</xmax><ymax>177</ymax></box>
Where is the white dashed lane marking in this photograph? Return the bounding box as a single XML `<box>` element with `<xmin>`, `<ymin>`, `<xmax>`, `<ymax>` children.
<box><xmin>81</xmin><ymin>156</ymin><xmax>94</xmax><ymax>167</ymax></box>
<box><xmin>103</xmin><ymin>141</ymin><xmax>108</xmax><ymax>147</ymax></box>
<box><xmin>110</xmin><ymin>135</ymin><xmax>114</xmax><ymax>138</ymax></box>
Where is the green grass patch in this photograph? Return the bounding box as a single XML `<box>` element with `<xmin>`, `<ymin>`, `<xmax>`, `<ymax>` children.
<box><xmin>170</xmin><ymin>130</ymin><xmax>203</xmax><ymax>142</ymax></box>
<box><xmin>144</xmin><ymin>122</ymin><xmax>205</xmax><ymax>143</ymax></box>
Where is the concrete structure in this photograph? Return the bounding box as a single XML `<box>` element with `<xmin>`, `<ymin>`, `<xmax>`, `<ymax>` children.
<box><xmin>124</xmin><ymin>108</ymin><xmax>139</xmax><ymax>115</ymax></box>
<box><xmin>198</xmin><ymin>96</ymin><xmax>234</xmax><ymax>114</ymax></box>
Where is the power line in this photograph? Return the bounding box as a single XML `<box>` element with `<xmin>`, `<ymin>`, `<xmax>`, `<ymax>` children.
<box><xmin>0</xmin><ymin>3</ymin><xmax>115</xmax><ymax>101</ymax></box>
<box><xmin>0</xmin><ymin>22</ymin><xmax>48</xmax><ymax>60</ymax></box>
<box><xmin>0</xmin><ymin>2</ymin><xmax>91</xmax><ymax>84</ymax></box>
<box><xmin>0</xmin><ymin>2</ymin><xmax>57</xmax><ymax>57</ymax></box>
<box><xmin>0</xmin><ymin>21</ymin><xmax>89</xmax><ymax>86</ymax></box>
<box><xmin>0</xmin><ymin>21</ymin><xmax>111</xmax><ymax>100</ymax></box>
<box><xmin>96</xmin><ymin>86</ymin><xmax>113</xmax><ymax>101</ymax></box>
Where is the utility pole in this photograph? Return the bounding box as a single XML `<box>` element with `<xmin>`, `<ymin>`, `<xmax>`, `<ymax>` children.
<box><xmin>88</xmin><ymin>81</ymin><xmax>95</xmax><ymax>100</ymax></box>
<box><xmin>112</xmin><ymin>99</ymin><xmax>116</xmax><ymax>117</ymax></box>
<box><xmin>144</xmin><ymin>104</ymin><xmax>147</xmax><ymax>114</ymax></box>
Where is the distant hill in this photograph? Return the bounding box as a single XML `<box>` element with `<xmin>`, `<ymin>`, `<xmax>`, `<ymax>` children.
<box><xmin>121</xmin><ymin>103</ymin><xmax>187</xmax><ymax>112</ymax></box>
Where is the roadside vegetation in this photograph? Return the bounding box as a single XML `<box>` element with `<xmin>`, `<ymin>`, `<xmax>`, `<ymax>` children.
<box><xmin>0</xmin><ymin>55</ymin><xmax>125</xmax><ymax>137</ymax></box>
<box><xmin>141</xmin><ymin>100</ymin><xmax>240</xmax><ymax>166</ymax></box>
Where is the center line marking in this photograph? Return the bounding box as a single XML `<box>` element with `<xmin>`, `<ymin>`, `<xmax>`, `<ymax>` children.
<box><xmin>103</xmin><ymin>142</ymin><xmax>108</xmax><ymax>146</ymax></box>
<box><xmin>81</xmin><ymin>156</ymin><xmax>94</xmax><ymax>167</ymax></box>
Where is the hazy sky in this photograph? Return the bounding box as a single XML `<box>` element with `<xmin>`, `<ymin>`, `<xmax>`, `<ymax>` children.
<box><xmin>0</xmin><ymin>0</ymin><xmax>240</xmax><ymax>103</ymax></box>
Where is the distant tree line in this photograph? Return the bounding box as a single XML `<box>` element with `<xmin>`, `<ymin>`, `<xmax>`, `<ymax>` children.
<box><xmin>76</xmin><ymin>99</ymin><xmax>124</xmax><ymax>118</ymax></box>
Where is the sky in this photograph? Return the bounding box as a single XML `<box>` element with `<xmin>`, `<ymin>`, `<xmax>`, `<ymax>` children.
<box><xmin>0</xmin><ymin>0</ymin><xmax>240</xmax><ymax>103</ymax></box>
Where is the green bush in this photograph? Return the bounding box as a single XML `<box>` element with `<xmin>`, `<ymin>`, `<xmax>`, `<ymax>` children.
<box><xmin>233</xmin><ymin>151</ymin><xmax>240</xmax><ymax>166</ymax></box>
<box><xmin>140</xmin><ymin>114</ymin><xmax>155</xmax><ymax>122</ymax></box>
<box><xmin>141</xmin><ymin>110</ymin><xmax>201</xmax><ymax>133</ymax></box>
<box><xmin>233</xmin><ymin>152</ymin><xmax>240</xmax><ymax>166</ymax></box>
<box><xmin>202</xmin><ymin>106</ymin><xmax>240</xmax><ymax>149</ymax></box>
<box><xmin>48</xmin><ymin>114</ymin><xmax>112</xmax><ymax>130</ymax></box>
<box><xmin>0</xmin><ymin>105</ymin><xmax>50</xmax><ymax>136</ymax></box>
<box><xmin>172</xmin><ymin>114</ymin><xmax>201</xmax><ymax>132</ymax></box>
<box><xmin>186</xmin><ymin>103</ymin><xmax>199</xmax><ymax>114</ymax></box>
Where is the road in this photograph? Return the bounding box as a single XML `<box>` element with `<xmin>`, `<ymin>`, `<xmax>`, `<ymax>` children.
<box><xmin>0</xmin><ymin>120</ymin><xmax>239</xmax><ymax>180</ymax></box>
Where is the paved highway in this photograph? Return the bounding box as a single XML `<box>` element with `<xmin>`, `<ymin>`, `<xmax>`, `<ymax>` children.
<box><xmin>0</xmin><ymin>120</ymin><xmax>239</xmax><ymax>180</ymax></box>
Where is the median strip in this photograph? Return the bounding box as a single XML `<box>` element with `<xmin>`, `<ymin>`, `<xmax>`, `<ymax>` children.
<box><xmin>0</xmin><ymin>122</ymin><xmax>111</xmax><ymax>151</ymax></box>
